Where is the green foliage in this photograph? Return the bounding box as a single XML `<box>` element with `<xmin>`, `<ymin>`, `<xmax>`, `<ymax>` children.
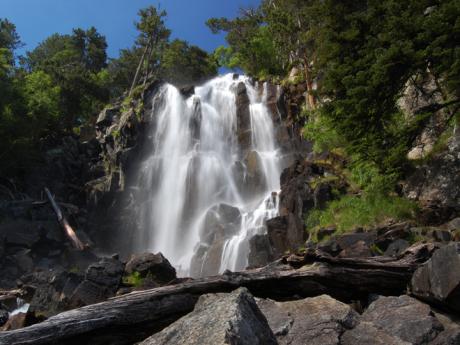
<box><xmin>207</xmin><ymin>12</ymin><xmax>284</xmax><ymax>78</ymax></box>
<box><xmin>303</xmin><ymin>110</ymin><xmax>345</xmax><ymax>153</ymax></box>
<box><xmin>123</xmin><ymin>271</ymin><xmax>144</xmax><ymax>287</ymax></box>
<box><xmin>306</xmin><ymin>193</ymin><xmax>417</xmax><ymax>233</ymax></box>
<box><xmin>161</xmin><ymin>39</ymin><xmax>217</xmax><ymax>85</ymax></box>
<box><xmin>23</xmin><ymin>27</ymin><xmax>109</xmax><ymax>129</ymax></box>
<box><xmin>212</xmin><ymin>0</ymin><xmax>459</xmax><ymax>176</ymax></box>
<box><xmin>23</xmin><ymin>71</ymin><xmax>61</xmax><ymax>126</ymax></box>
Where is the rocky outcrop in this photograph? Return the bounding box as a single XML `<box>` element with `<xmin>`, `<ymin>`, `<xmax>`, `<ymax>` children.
<box><xmin>258</xmin><ymin>159</ymin><xmax>343</xmax><ymax>262</ymax></box>
<box><xmin>235</xmin><ymin>82</ymin><xmax>252</xmax><ymax>153</ymax></box>
<box><xmin>404</xmin><ymin>125</ymin><xmax>460</xmax><ymax>223</ymax></box>
<box><xmin>257</xmin><ymin>294</ymin><xmax>358</xmax><ymax>345</ymax></box>
<box><xmin>398</xmin><ymin>73</ymin><xmax>449</xmax><ymax>161</ymax></box>
<box><xmin>411</xmin><ymin>243</ymin><xmax>460</xmax><ymax>313</ymax></box>
<box><xmin>140</xmin><ymin>288</ymin><xmax>276</xmax><ymax>345</ymax></box>
<box><xmin>342</xmin><ymin>295</ymin><xmax>443</xmax><ymax>345</ymax></box>
<box><xmin>125</xmin><ymin>252</ymin><xmax>176</xmax><ymax>286</ymax></box>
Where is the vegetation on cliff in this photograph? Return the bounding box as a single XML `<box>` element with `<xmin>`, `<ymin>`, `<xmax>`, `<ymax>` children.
<box><xmin>209</xmin><ymin>0</ymin><xmax>459</xmax><ymax>231</ymax></box>
<box><xmin>0</xmin><ymin>7</ymin><xmax>217</xmax><ymax>177</ymax></box>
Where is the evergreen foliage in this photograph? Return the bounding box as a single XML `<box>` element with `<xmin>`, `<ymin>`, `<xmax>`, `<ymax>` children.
<box><xmin>0</xmin><ymin>7</ymin><xmax>217</xmax><ymax>177</ymax></box>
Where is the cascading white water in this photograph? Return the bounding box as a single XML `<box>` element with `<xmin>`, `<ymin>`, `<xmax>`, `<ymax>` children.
<box><xmin>134</xmin><ymin>74</ymin><xmax>283</xmax><ymax>276</ymax></box>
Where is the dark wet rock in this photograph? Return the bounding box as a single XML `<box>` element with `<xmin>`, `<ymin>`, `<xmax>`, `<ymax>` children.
<box><xmin>189</xmin><ymin>98</ymin><xmax>202</xmax><ymax>141</ymax></box>
<box><xmin>248</xmin><ymin>234</ymin><xmax>275</xmax><ymax>268</ymax></box>
<box><xmin>96</xmin><ymin>105</ymin><xmax>121</xmax><ymax>128</ymax></box>
<box><xmin>384</xmin><ymin>239</ymin><xmax>410</xmax><ymax>257</ymax></box>
<box><xmin>0</xmin><ymin>220</ymin><xmax>41</xmax><ymax>248</ymax></box>
<box><xmin>257</xmin><ymin>294</ymin><xmax>358</xmax><ymax>345</ymax></box>
<box><xmin>0</xmin><ymin>308</ymin><xmax>8</xmax><ymax>327</ymax></box>
<box><xmin>179</xmin><ymin>85</ymin><xmax>195</xmax><ymax>97</ymax></box>
<box><xmin>267</xmin><ymin>214</ymin><xmax>304</xmax><ymax>257</ymax></box>
<box><xmin>125</xmin><ymin>252</ymin><xmax>176</xmax><ymax>285</ymax></box>
<box><xmin>338</xmin><ymin>240</ymin><xmax>372</xmax><ymax>258</ymax></box>
<box><xmin>21</xmin><ymin>269</ymin><xmax>82</xmax><ymax>318</ymax></box>
<box><xmin>200</xmin><ymin>204</ymin><xmax>242</xmax><ymax>244</ymax></box>
<box><xmin>317</xmin><ymin>238</ymin><xmax>341</xmax><ymax>256</ymax></box>
<box><xmin>316</xmin><ymin>227</ymin><xmax>336</xmax><ymax>241</ymax></box>
<box><xmin>343</xmin><ymin>295</ymin><xmax>443</xmax><ymax>345</ymax></box>
<box><xmin>429</xmin><ymin>229</ymin><xmax>452</xmax><ymax>242</ymax></box>
<box><xmin>313</xmin><ymin>183</ymin><xmax>332</xmax><ymax>209</ymax></box>
<box><xmin>235</xmin><ymin>82</ymin><xmax>252</xmax><ymax>152</ymax></box>
<box><xmin>242</xmin><ymin>151</ymin><xmax>267</xmax><ymax>196</ymax></box>
<box><xmin>70</xmin><ymin>257</ymin><xmax>124</xmax><ymax>307</ymax></box>
<box><xmin>140</xmin><ymin>288</ymin><xmax>277</xmax><ymax>345</ymax></box>
<box><xmin>12</xmin><ymin>250</ymin><xmax>34</xmax><ymax>273</ymax></box>
<box><xmin>336</xmin><ymin>231</ymin><xmax>376</xmax><ymax>250</ymax></box>
<box><xmin>411</xmin><ymin>243</ymin><xmax>460</xmax><ymax>312</ymax></box>
<box><xmin>279</xmin><ymin>160</ymin><xmax>314</xmax><ymax>219</ymax></box>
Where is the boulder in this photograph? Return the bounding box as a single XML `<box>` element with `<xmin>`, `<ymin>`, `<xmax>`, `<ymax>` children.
<box><xmin>139</xmin><ymin>288</ymin><xmax>277</xmax><ymax>345</ymax></box>
<box><xmin>70</xmin><ymin>257</ymin><xmax>124</xmax><ymax>306</ymax></box>
<box><xmin>22</xmin><ymin>270</ymin><xmax>82</xmax><ymax>318</ymax></box>
<box><xmin>200</xmin><ymin>204</ymin><xmax>241</xmax><ymax>244</ymax></box>
<box><xmin>429</xmin><ymin>311</ymin><xmax>460</xmax><ymax>345</ymax></box>
<box><xmin>384</xmin><ymin>239</ymin><xmax>410</xmax><ymax>257</ymax></box>
<box><xmin>411</xmin><ymin>243</ymin><xmax>460</xmax><ymax>312</ymax></box>
<box><xmin>257</xmin><ymin>294</ymin><xmax>359</xmax><ymax>345</ymax></box>
<box><xmin>342</xmin><ymin>295</ymin><xmax>443</xmax><ymax>345</ymax></box>
<box><xmin>125</xmin><ymin>252</ymin><xmax>176</xmax><ymax>285</ymax></box>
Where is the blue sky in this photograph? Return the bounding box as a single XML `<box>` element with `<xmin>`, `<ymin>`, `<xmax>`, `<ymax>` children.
<box><xmin>0</xmin><ymin>0</ymin><xmax>261</xmax><ymax>58</ymax></box>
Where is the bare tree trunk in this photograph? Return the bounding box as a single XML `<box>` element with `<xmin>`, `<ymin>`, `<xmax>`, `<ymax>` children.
<box><xmin>44</xmin><ymin>188</ymin><xmax>85</xmax><ymax>250</ymax></box>
<box><xmin>303</xmin><ymin>56</ymin><xmax>316</xmax><ymax>110</ymax></box>
<box><xmin>129</xmin><ymin>39</ymin><xmax>152</xmax><ymax>97</ymax></box>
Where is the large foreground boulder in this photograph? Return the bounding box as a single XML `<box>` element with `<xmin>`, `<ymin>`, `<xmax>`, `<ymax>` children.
<box><xmin>341</xmin><ymin>295</ymin><xmax>443</xmax><ymax>345</ymax></box>
<box><xmin>139</xmin><ymin>288</ymin><xmax>277</xmax><ymax>345</ymax></box>
<box><xmin>257</xmin><ymin>294</ymin><xmax>358</xmax><ymax>345</ymax></box>
<box><xmin>411</xmin><ymin>243</ymin><xmax>460</xmax><ymax>313</ymax></box>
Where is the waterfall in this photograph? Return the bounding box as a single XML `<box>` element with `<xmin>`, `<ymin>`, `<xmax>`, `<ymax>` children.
<box><xmin>133</xmin><ymin>74</ymin><xmax>283</xmax><ymax>277</ymax></box>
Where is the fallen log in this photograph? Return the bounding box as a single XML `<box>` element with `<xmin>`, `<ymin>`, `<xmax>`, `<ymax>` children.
<box><xmin>44</xmin><ymin>187</ymin><xmax>85</xmax><ymax>250</ymax></box>
<box><xmin>0</xmin><ymin>245</ymin><xmax>432</xmax><ymax>345</ymax></box>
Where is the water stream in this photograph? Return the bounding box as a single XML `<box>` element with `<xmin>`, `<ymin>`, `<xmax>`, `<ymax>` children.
<box><xmin>133</xmin><ymin>74</ymin><xmax>283</xmax><ymax>276</ymax></box>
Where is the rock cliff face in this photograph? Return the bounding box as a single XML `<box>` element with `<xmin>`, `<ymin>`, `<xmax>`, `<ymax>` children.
<box><xmin>404</xmin><ymin>125</ymin><xmax>460</xmax><ymax>223</ymax></box>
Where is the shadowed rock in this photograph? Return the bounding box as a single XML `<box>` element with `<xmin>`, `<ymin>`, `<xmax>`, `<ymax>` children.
<box><xmin>411</xmin><ymin>243</ymin><xmax>460</xmax><ymax>313</ymax></box>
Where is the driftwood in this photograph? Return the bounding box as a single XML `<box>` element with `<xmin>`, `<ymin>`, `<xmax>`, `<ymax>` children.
<box><xmin>0</xmin><ymin>246</ymin><xmax>433</xmax><ymax>345</ymax></box>
<box><xmin>0</xmin><ymin>289</ymin><xmax>24</xmax><ymax>302</ymax></box>
<box><xmin>44</xmin><ymin>188</ymin><xmax>85</xmax><ymax>251</ymax></box>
